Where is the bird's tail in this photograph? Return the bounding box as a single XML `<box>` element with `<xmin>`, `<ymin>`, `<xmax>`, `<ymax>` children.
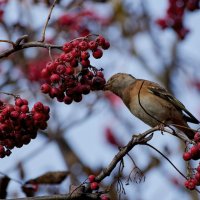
<box><xmin>173</xmin><ymin>124</ymin><xmax>195</xmax><ymax>139</ymax></box>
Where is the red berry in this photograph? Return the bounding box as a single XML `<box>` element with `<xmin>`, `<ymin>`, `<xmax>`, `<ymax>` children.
<box><xmin>70</xmin><ymin>59</ymin><xmax>78</xmax><ymax>68</ymax></box>
<box><xmin>88</xmin><ymin>175</ymin><xmax>96</xmax><ymax>183</ymax></box>
<box><xmin>63</xmin><ymin>96</ymin><xmax>73</xmax><ymax>105</ymax></box>
<box><xmin>183</xmin><ymin>152</ymin><xmax>191</xmax><ymax>161</ymax></box>
<box><xmin>185</xmin><ymin>179</ymin><xmax>196</xmax><ymax>190</ymax></box>
<box><xmin>22</xmin><ymin>99</ymin><xmax>28</xmax><ymax>105</ymax></box>
<box><xmin>19</xmin><ymin>113</ymin><xmax>28</xmax><ymax>120</ymax></box>
<box><xmin>34</xmin><ymin>102</ymin><xmax>44</xmax><ymax>112</ymax></box>
<box><xmin>88</xmin><ymin>41</ymin><xmax>98</xmax><ymax>50</ymax></box>
<box><xmin>62</xmin><ymin>42</ymin><xmax>73</xmax><ymax>53</ymax></box>
<box><xmin>33</xmin><ymin>112</ymin><xmax>44</xmax><ymax>121</ymax></box>
<box><xmin>71</xmin><ymin>48</ymin><xmax>81</xmax><ymax>58</ymax></box>
<box><xmin>81</xmin><ymin>85</ymin><xmax>90</xmax><ymax>95</ymax></box>
<box><xmin>79</xmin><ymin>41</ymin><xmax>88</xmax><ymax>51</ymax></box>
<box><xmin>96</xmin><ymin>71</ymin><xmax>104</xmax><ymax>78</ymax></box>
<box><xmin>195</xmin><ymin>172</ymin><xmax>200</xmax><ymax>182</ymax></box>
<box><xmin>194</xmin><ymin>132</ymin><xmax>200</xmax><ymax>142</ymax></box>
<box><xmin>81</xmin><ymin>59</ymin><xmax>90</xmax><ymax>67</ymax></box>
<box><xmin>156</xmin><ymin>18</ymin><xmax>168</xmax><ymax>29</ymax></box>
<box><xmin>56</xmin><ymin>65</ymin><xmax>66</xmax><ymax>75</ymax></box>
<box><xmin>10</xmin><ymin>111</ymin><xmax>19</xmax><ymax>119</ymax></box>
<box><xmin>90</xmin><ymin>182</ymin><xmax>99</xmax><ymax>190</ymax></box>
<box><xmin>64</xmin><ymin>53</ymin><xmax>73</xmax><ymax>62</ymax></box>
<box><xmin>49</xmin><ymin>87</ymin><xmax>60</xmax><ymax>98</ymax></box>
<box><xmin>197</xmin><ymin>165</ymin><xmax>200</xmax><ymax>173</ymax></box>
<box><xmin>21</xmin><ymin>105</ymin><xmax>29</xmax><ymax>113</ymax></box>
<box><xmin>72</xmin><ymin>40</ymin><xmax>80</xmax><ymax>48</ymax></box>
<box><xmin>43</xmin><ymin>106</ymin><xmax>50</xmax><ymax>114</ymax></box>
<box><xmin>41</xmin><ymin>68</ymin><xmax>50</xmax><ymax>78</ymax></box>
<box><xmin>92</xmin><ymin>77</ymin><xmax>106</xmax><ymax>90</ymax></box>
<box><xmin>15</xmin><ymin>98</ymin><xmax>24</xmax><ymax>107</ymax></box>
<box><xmin>66</xmin><ymin>67</ymin><xmax>74</xmax><ymax>75</ymax></box>
<box><xmin>96</xmin><ymin>35</ymin><xmax>106</xmax><ymax>46</ymax></box>
<box><xmin>50</xmin><ymin>74</ymin><xmax>60</xmax><ymax>83</ymax></box>
<box><xmin>102</xmin><ymin>41</ymin><xmax>110</xmax><ymax>50</ymax></box>
<box><xmin>46</xmin><ymin>62</ymin><xmax>56</xmax><ymax>72</ymax></box>
<box><xmin>81</xmin><ymin>51</ymin><xmax>90</xmax><ymax>60</ymax></box>
<box><xmin>73</xmin><ymin>94</ymin><xmax>82</xmax><ymax>102</ymax></box>
<box><xmin>92</xmin><ymin>49</ymin><xmax>103</xmax><ymax>59</ymax></box>
<box><xmin>190</xmin><ymin>145</ymin><xmax>199</xmax><ymax>157</ymax></box>
<box><xmin>41</xmin><ymin>83</ymin><xmax>51</xmax><ymax>94</ymax></box>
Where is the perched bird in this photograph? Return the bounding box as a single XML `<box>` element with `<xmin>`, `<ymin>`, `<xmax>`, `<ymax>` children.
<box><xmin>104</xmin><ymin>73</ymin><xmax>199</xmax><ymax>139</ymax></box>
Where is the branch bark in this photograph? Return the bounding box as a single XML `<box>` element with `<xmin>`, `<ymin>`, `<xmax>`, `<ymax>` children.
<box><xmin>0</xmin><ymin>41</ymin><xmax>62</xmax><ymax>59</ymax></box>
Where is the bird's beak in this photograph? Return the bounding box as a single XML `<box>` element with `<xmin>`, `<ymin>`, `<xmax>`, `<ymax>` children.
<box><xmin>103</xmin><ymin>82</ymin><xmax>110</xmax><ymax>91</ymax></box>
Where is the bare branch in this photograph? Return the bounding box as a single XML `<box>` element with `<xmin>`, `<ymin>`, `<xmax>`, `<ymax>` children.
<box><xmin>10</xmin><ymin>193</ymin><xmax>101</xmax><ymax>200</ymax></box>
<box><xmin>40</xmin><ymin>0</ymin><xmax>58</xmax><ymax>42</ymax></box>
<box><xmin>0</xmin><ymin>41</ymin><xmax>62</xmax><ymax>59</ymax></box>
<box><xmin>0</xmin><ymin>39</ymin><xmax>15</xmax><ymax>47</ymax></box>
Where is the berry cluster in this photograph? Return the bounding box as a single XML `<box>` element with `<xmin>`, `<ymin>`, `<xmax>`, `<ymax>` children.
<box><xmin>156</xmin><ymin>0</ymin><xmax>199</xmax><ymax>39</ymax></box>
<box><xmin>0</xmin><ymin>98</ymin><xmax>50</xmax><ymax>158</ymax></box>
<box><xmin>27</xmin><ymin>59</ymin><xmax>49</xmax><ymax>82</ymax></box>
<box><xmin>183</xmin><ymin>132</ymin><xmax>200</xmax><ymax>190</ymax></box>
<box><xmin>88</xmin><ymin>175</ymin><xmax>110</xmax><ymax>200</ymax></box>
<box><xmin>58</xmin><ymin>10</ymin><xmax>109</xmax><ymax>38</ymax></box>
<box><xmin>40</xmin><ymin>35</ymin><xmax>110</xmax><ymax>104</ymax></box>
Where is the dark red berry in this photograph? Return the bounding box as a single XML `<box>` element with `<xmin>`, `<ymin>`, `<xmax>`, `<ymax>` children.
<box><xmin>92</xmin><ymin>49</ymin><xmax>103</xmax><ymax>59</ymax></box>
<box><xmin>66</xmin><ymin>67</ymin><xmax>74</xmax><ymax>75</ymax></box>
<box><xmin>41</xmin><ymin>83</ymin><xmax>51</xmax><ymax>94</ymax></box>
<box><xmin>62</xmin><ymin>42</ymin><xmax>73</xmax><ymax>53</ymax></box>
<box><xmin>79</xmin><ymin>41</ymin><xmax>88</xmax><ymax>51</ymax></box>
<box><xmin>34</xmin><ymin>102</ymin><xmax>44</xmax><ymax>112</ymax></box>
<box><xmin>63</xmin><ymin>96</ymin><xmax>73</xmax><ymax>104</ymax></box>
<box><xmin>88</xmin><ymin>41</ymin><xmax>98</xmax><ymax>50</ymax></box>
<box><xmin>183</xmin><ymin>152</ymin><xmax>191</xmax><ymax>161</ymax></box>
<box><xmin>88</xmin><ymin>175</ymin><xmax>96</xmax><ymax>183</ymax></box>
<box><xmin>50</xmin><ymin>74</ymin><xmax>60</xmax><ymax>83</ymax></box>
<box><xmin>81</xmin><ymin>51</ymin><xmax>90</xmax><ymax>60</ymax></box>
<box><xmin>102</xmin><ymin>41</ymin><xmax>110</xmax><ymax>50</ymax></box>
<box><xmin>90</xmin><ymin>182</ymin><xmax>99</xmax><ymax>190</ymax></box>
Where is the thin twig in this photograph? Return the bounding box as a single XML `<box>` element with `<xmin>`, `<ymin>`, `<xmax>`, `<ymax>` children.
<box><xmin>0</xmin><ymin>91</ymin><xmax>19</xmax><ymax>98</ymax></box>
<box><xmin>146</xmin><ymin>144</ymin><xmax>187</xmax><ymax>179</ymax></box>
<box><xmin>0</xmin><ymin>39</ymin><xmax>16</xmax><ymax>47</ymax></box>
<box><xmin>40</xmin><ymin>0</ymin><xmax>58</xmax><ymax>42</ymax></box>
<box><xmin>0</xmin><ymin>172</ymin><xmax>23</xmax><ymax>185</ymax></box>
<box><xmin>145</xmin><ymin>143</ymin><xmax>200</xmax><ymax>194</ymax></box>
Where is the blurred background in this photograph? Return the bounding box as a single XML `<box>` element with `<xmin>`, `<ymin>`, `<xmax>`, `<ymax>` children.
<box><xmin>0</xmin><ymin>0</ymin><xmax>200</xmax><ymax>199</ymax></box>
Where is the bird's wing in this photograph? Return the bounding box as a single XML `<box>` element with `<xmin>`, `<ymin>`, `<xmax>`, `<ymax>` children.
<box><xmin>148</xmin><ymin>84</ymin><xmax>199</xmax><ymax>124</ymax></box>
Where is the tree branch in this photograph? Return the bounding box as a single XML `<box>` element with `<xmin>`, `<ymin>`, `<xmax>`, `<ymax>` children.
<box><xmin>0</xmin><ymin>41</ymin><xmax>62</xmax><ymax>59</ymax></box>
<box><xmin>39</xmin><ymin>0</ymin><xmax>58</xmax><ymax>42</ymax></box>
<box><xmin>11</xmin><ymin>193</ymin><xmax>101</xmax><ymax>200</ymax></box>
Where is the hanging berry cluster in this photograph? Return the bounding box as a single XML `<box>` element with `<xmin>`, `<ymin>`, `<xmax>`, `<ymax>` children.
<box><xmin>0</xmin><ymin>97</ymin><xmax>50</xmax><ymax>158</ymax></box>
<box><xmin>183</xmin><ymin>132</ymin><xmax>200</xmax><ymax>190</ymax></box>
<box><xmin>156</xmin><ymin>0</ymin><xmax>199</xmax><ymax>39</ymax></box>
<box><xmin>40</xmin><ymin>34</ymin><xmax>110</xmax><ymax>104</ymax></box>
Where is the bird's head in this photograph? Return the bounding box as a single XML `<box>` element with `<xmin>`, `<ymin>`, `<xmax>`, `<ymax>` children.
<box><xmin>104</xmin><ymin>73</ymin><xmax>136</xmax><ymax>96</ymax></box>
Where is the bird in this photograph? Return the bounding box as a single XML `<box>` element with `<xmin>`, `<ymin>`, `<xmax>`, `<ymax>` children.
<box><xmin>104</xmin><ymin>73</ymin><xmax>199</xmax><ymax>139</ymax></box>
